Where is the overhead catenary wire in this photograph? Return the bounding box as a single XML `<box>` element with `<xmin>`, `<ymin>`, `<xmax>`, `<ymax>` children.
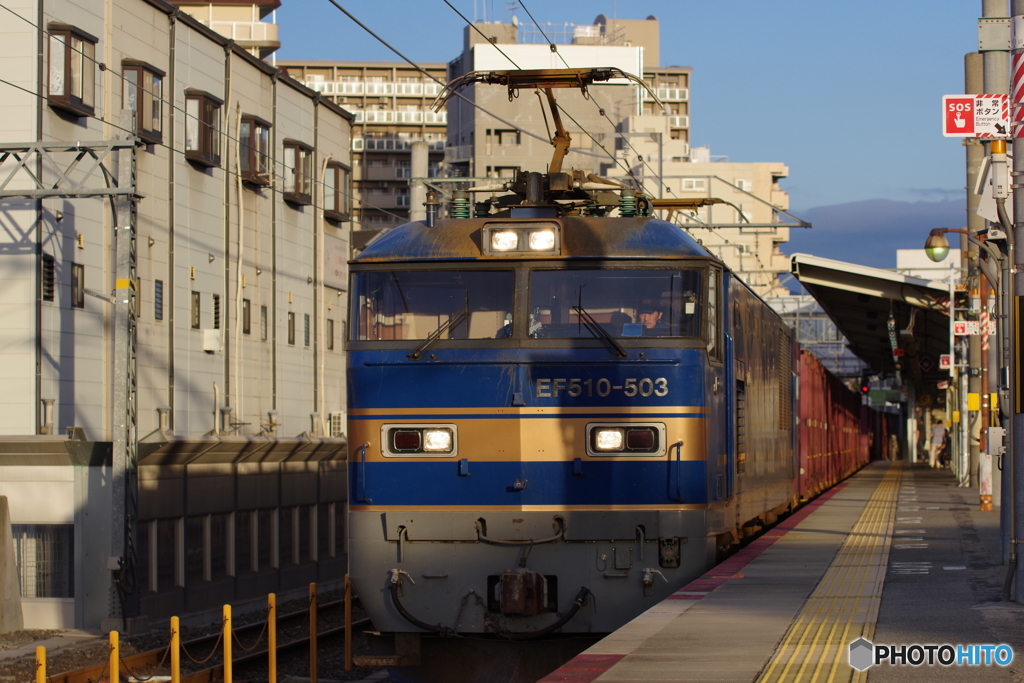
<box><xmin>441</xmin><ymin>1</ymin><xmax>759</xmax><ymax>261</ymax></box>
<box><xmin>325</xmin><ymin>0</ymin><xmax>607</xmax><ymax>161</ymax></box>
<box><xmin>0</xmin><ymin>74</ymin><xmax>407</xmax><ymax>223</ymax></box>
<box><xmin>506</xmin><ymin>3</ymin><xmax>768</xmax><ymax>262</ymax></box>
<box><xmin>0</xmin><ymin>1</ymin><xmax>409</xmax><ymax>224</ymax></box>
<box><xmin>458</xmin><ymin>2</ymin><xmax>773</xmax><ymax>279</ymax></box>
<box><xmin>445</xmin><ymin>0</ymin><xmax>646</xmax><ymax>187</ymax></box>
<box><xmin>515</xmin><ymin>0</ymin><xmax>681</xmax><ymax>199</ymax></box>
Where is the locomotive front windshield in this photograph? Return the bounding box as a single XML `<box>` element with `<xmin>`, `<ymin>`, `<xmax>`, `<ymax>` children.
<box><xmin>352</xmin><ymin>267</ymin><xmax>705</xmax><ymax>342</ymax></box>
<box><xmin>352</xmin><ymin>270</ymin><xmax>514</xmax><ymax>340</ymax></box>
<box><xmin>528</xmin><ymin>269</ymin><xmax>702</xmax><ymax>339</ymax></box>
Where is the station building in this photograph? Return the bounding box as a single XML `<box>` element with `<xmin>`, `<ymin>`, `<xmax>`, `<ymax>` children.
<box><xmin>0</xmin><ymin>0</ymin><xmax>352</xmax><ymax>630</ymax></box>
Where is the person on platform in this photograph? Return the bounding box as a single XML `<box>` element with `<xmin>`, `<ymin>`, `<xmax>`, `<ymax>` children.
<box><xmin>930</xmin><ymin>420</ymin><xmax>947</xmax><ymax>468</ymax></box>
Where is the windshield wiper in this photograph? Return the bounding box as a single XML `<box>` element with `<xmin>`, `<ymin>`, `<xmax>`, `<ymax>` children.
<box><xmin>573</xmin><ymin>306</ymin><xmax>627</xmax><ymax>359</ymax></box>
<box><xmin>407</xmin><ymin>310</ymin><xmax>468</xmax><ymax>360</ymax></box>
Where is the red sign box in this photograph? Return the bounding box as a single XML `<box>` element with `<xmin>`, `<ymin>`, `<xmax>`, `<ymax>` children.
<box><xmin>944</xmin><ymin>97</ymin><xmax>975</xmax><ymax>136</ymax></box>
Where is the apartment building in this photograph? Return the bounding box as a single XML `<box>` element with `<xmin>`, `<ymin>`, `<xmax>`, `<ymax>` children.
<box><xmin>0</xmin><ymin>0</ymin><xmax>351</xmax><ymax>630</ymax></box>
<box><xmin>279</xmin><ymin>60</ymin><xmax>447</xmax><ymax>247</ymax></box>
<box><xmin>446</xmin><ymin>21</ymin><xmax>655</xmax><ymax>181</ymax></box>
<box><xmin>171</xmin><ymin>0</ymin><xmax>281</xmax><ymax>59</ymax></box>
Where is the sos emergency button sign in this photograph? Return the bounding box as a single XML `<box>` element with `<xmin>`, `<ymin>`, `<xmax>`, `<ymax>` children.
<box><xmin>942</xmin><ymin>94</ymin><xmax>1010</xmax><ymax>138</ymax></box>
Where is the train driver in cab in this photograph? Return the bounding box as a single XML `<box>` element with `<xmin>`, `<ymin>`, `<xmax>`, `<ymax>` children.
<box><xmin>638</xmin><ymin>299</ymin><xmax>670</xmax><ymax>336</ymax></box>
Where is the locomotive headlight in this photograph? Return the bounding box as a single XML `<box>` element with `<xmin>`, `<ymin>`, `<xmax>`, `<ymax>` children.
<box><xmin>594</xmin><ymin>428</ymin><xmax>624</xmax><ymax>451</ymax></box>
<box><xmin>482</xmin><ymin>223</ymin><xmax>560</xmax><ymax>256</ymax></box>
<box><xmin>491</xmin><ymin>231</ymin><xmax>520</xmax><ymax>252</ymax></box>
<box><xmin>382</xmin><ymin>424</ymin><xmax>458</xmax><ymax>457</ymax></box>
<box><xmin>528</xmin><ymin>229</ymin><xmax>556</xmax><ymax>251</ymax></box>
<box><xmin>422</xmin><ymin>428</ymin><xmax>454</xmax><ymax>452</ymax></box>
<box><xmin>586</xmin><ymin>422</ymin><xmax>666</xmax><ymax>456</ymax></box>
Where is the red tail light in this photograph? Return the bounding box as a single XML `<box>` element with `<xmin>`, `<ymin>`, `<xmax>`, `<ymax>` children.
<box><xmin>392</xmin><ymin>430</ymin><xmax>422</xmax><ymax>451</ymax></box>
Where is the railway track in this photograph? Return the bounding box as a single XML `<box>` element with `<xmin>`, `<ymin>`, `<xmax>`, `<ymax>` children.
<box><xmin>43</xmin><ymin>598</ymin><xmax>372</xmax><ymax>683</ymax></box>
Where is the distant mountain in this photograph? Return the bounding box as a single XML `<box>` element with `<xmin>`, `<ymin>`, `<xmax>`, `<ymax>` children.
<box><xmin>782</xmin><ymin>198</ymin><xmax>966</xmax><ymax>269</ymax></box>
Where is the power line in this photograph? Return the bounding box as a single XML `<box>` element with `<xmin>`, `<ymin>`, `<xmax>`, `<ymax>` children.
<box><xmin>0</xmin><ymin>74</ymin><xmax>408</xmax><ymax>223</ymax></box>
<box><xmin>324</xmin><ymin>0</ymin><xmax>605</xmax><ymax>160</ymax></box>
<box><xmin>439</xmin><ymin>0</ymin><xmax>645</xmax><ymax>185</ymax></box>
<box><xmin>443</xmin><ymin>0</ymin><xmax>522</xmax><ymax>69</ymax></box>
<box><xmin>0</xmin><ymin>1</ymin><xmax>405</xmax><ymax>223</ymax></box>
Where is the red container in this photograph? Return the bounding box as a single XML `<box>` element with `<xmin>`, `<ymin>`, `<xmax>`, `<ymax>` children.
<box><xmin>796</xmin><ymin>350</ymin><xmax>874</xmax><ymax>499</ymax></box>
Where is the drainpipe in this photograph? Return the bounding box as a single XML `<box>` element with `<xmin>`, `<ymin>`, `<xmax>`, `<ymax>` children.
<box><xmin>234</xmin><ymin>103</ymin><xmax>244</xmax><ymax>432</ymax></box>
<box><xmin>222</xmin><ymin>46</ymin><xmax>233</xmax><ymax>411</ymax></box>
<box><xmin>167</xmin><ymin>12</ymin><xmax>178</xmax><ymax>430</ymax></box>
<box><xmin>213</xmin><ymin>382</ymin><xmax>220</xmax><ymax>435</ymax></box>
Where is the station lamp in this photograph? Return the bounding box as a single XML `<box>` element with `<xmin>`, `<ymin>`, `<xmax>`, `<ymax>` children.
<box><xmin>924</xmin><ymin>228</ymin><xmax>951</xmax><ymax>263</ymax></box>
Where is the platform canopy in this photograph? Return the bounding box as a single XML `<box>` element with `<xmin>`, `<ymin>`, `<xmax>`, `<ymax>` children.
<box><xmin>790</xmin><ymin>253</ymin><xmax>951</xmax><ymax>393</ymax></box>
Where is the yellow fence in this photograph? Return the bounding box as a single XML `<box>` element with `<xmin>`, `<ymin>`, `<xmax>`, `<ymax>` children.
<box><xmin>34</xmin><ymin>577</ymin><xmax>358</xmax><ymax>683</ymax></box>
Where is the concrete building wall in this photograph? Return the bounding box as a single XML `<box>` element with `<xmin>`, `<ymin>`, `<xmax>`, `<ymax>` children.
<box><xmin>0</xmin><ymin>0</ymin><xmax>352</xmax><ymax>630</ymax></box>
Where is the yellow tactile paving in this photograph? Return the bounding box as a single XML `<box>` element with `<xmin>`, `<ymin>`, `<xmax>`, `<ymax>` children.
<box><xmin>756</xmin><ymin>462</ymin><xmax>901</xmax><ymax>683</ymax></box>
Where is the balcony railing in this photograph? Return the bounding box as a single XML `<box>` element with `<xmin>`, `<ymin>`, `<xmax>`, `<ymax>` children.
<box><xmin>644</xmin><ymin>87</ymin><xmax>688</xmax><ymax>101</ymax></box>
<box><xmin>352</xmin><ymin>138</ymin><xmax>446</xmax><ymax>152</ymax></box>
<box><xmin>668</xmin><ymin>116</ymin><xmax>689</xmax><ymax>129</ymax></box>
<box><xmin>303</xmin><ymin>81</ymin><xmax>442</xmax><ymax>97</ymax></box>
<box><xmin>349</xmin><ymin>110</ymin><xmax>447</xmax><ymax>124</ymax></box>
<box><xmin>202</xmin><ymin>21</ymin><xmax>279</xmax><ymax>43</ymax></box>
<box><xmin>445</xmin><ymin>145</ymin><xmax>473</xmax><ymax>163</ymax></box>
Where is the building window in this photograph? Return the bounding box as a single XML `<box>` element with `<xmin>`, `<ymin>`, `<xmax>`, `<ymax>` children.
<box><xmin>324</xmin><ymin>162</ymin><xmax>351</xmax><ymax>222</ymax></box>
<box><xmin>122</xmin><ymin>60</ymin><xmax>164</xmax><ymax>144</ymax></box>
<box><xmin>326</xmin><ymin>318</ymin><xmax>334</xmax><ymax>351</ymax></box>
<box><xmin>279</xmin><ymin>507</ymin><xmax>297</xmax><ymax>565</ymax></box>
<box><xmin>495</xmin><ymin>166</ymin><xmax>519</xmax><ymax>179</ymax></box>
<box><xmin>185</xmin><ymin>516</ymin><xmax>205</xmax><ymax>583</ymax></box>
<box><xmin>210</xmin><ymin>513</ymin><xmax>228</xmax><ymax>580</ymax></box>
<box><xmin>12</xmin><ymin>524</ymin><xmax>74</xmax><ymax>598</ymax></box>
<box><xmin>212</xmin><ymin>294</ymin><xmax>220</xmax><ymax>329</ymax></box>
<box><xmin>304</xmin><ymin>313</ymin><xmax>310</xmax><ymax>347</ymax></box>
<box><xmin>242</xmin><ymin>299</ymin><xmax>251</xmax><ymax>334</ymax></box>
<box><xmin>154</xmin><ymin>280</ymin><xmax>164</xmax><ymax>321</ymax></box>
<box><xmin>70</xmin><ymin>263</ymin><xmax>84</xmax><ymax>308</ymax></box>
<box><xmin>496</xmin><ymin>129</ymin><xmax>520</xmax><ymax>146</ymax></box>
<box><xmin>185</xmin><ymin>89</ymin><xmax>222</xmax><ymax>167</ymax></box>
<box><xmin>287</xmin><ymin>311</ymin><xmax>295</xmax><ymax>345</ymax></box>
<box><xmin>317</xmin><ymin>504</ymin><xmax>331</xmax><ymax>559</ymax></box>
<box><xmin>191</xmin><ymin>291</ymin><xmax>200</xmax><ymax>329</ymax></box>
<box><xmin>236</xmin><ymin>511</ymin><xmax>255</xmax><ymax>575</ymax></box>
<box><xmin>283</xmin><ymin>140</ymin><xmax>313</xmax><ymax>205</ymax></box>
<box><xmin>261</xmin><ymin>305</ymin><xmax>268</xmax><ymax>341</ymax></box>
<box><xmin>48</xmin><ymin>24</ymin><xmax>97</xmax><ymax>117</ymax></box>
<box><xmin>682</xmin><ymin>178</ymin><xmax>706</xmax><ymax>191</ymax></box>
<box><xmin>240</xmin><ymin>116</ymin><xmax>271</xmax><ymax>185</ymax></box>
<box><xmin>41</xmin><ymin>254</ymin><xmax>55</xmax><ymax>302</ymax></box>
<box><xmin>257</xmin><ymin>508</ymin><xmax>277</xmax><ymax>570</ymax></box>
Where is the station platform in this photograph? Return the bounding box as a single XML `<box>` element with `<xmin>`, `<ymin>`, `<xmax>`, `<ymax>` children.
<box><xmin>538</xmin><ymin>461</ymin><xmax>1022</xmax><ymax>682</ymax></box>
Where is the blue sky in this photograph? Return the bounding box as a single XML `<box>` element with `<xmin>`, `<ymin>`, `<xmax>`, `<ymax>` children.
<box><xmin>277</xmin><ymin>1</ymin><xmax>979</xmax><ymax>211</ymax></box>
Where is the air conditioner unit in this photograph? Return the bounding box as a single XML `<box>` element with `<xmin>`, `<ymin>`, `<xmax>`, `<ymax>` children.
<box><xmin>329</xmin><ymin>411</ymin><xmax>345</xmax><ymax>438</ymax></box>
<box><xmin>203</xmin><ymin>329</ymin><xmax>222</xmax><ymax>353</ymax></box>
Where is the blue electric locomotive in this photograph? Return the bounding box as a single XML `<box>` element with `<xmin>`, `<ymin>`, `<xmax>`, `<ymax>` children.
<box><xmin>346</xmin><ymin>69</ymin><xmax>800</xmax><ymax>683</ymax></box>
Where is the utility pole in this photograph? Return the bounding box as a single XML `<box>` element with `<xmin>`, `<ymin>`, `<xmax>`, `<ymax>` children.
<box><xmin>981</xmin><ymin>0</ymin><xmax>1010</xmax><ymax>507</ymax></box>
<box><xmin>110</xmin><ymin>110</ymin><xmax>141</xmax><ymax>628</ymax></box>
<box><xmin>967</xmin><ymin>50</ymin><xmax>984</xmax><ymax>489</ymax></box>
<box><xmin>1010</xmin><ymin>0</ymin><xmax>1024</xmax><ymax>602</ymax></box>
